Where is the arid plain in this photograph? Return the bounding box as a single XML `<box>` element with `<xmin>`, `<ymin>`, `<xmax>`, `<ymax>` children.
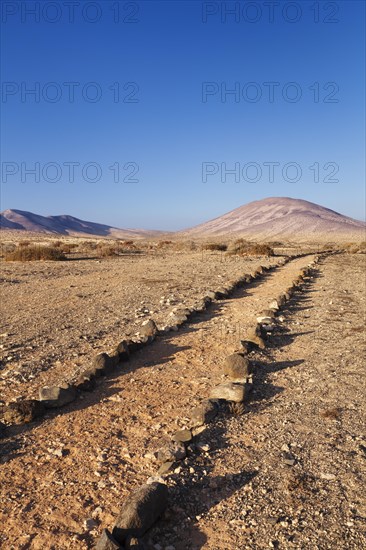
<box><xmin>0</xmin><ymin>199</ymin><xmax>365</xmax><ymax>550</ymax></box>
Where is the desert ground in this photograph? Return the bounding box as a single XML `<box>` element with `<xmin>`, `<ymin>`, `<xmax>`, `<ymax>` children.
<box><xmin>0</xmin><ymin>234</ymin><xmax>365</xmax><ymax>549</ymax></box>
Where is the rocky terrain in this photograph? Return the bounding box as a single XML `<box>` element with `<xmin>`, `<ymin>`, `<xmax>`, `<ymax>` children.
<box><xmin>0</xmin><ymin>248</ymin><xmax>365</xmax><ymax>549</ymax></box>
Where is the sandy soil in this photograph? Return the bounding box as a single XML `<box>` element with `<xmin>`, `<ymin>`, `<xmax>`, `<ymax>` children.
<box><xmin>0</xmin><ymin>252</ymin><xmax>365</xmax><ymax>549</ymax></box>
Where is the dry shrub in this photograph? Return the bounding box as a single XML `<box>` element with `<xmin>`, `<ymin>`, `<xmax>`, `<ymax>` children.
<box><xmin>202</xmin><ymin>242</ymin><xmax>228</xmax><ymax>251</ymax></box>
<box><xmin>0</xmin><ymin>243</ymin><xmax>16</xmax><ymax>257</ymax></box>
<box><xmin>18</xmin><ymin>240</ymin><xmax>31</xmax><ymax>247</ymax></box>
<box><xmin>156</xmin><ymin>240</ymin><xmax>173</xmax><ymax>249</ymax></box>
<box><xmin>343</xmin><ymin>241</ymin><xmax>366</xmax><ymax>254</ymax></box>
<box><xmin>227</xmin><ymin>239</ymin><xmax>274</xmax><ymax>257</ymax></box>
<box><xmin>5</xmin><ymin>245</ymin><xmax>67</xmax><ymax>261</ymax></box>
<box><xmin>97</xmin><ymin>241</ymin><xmax>141</xmax><ymax>257</ymax></box>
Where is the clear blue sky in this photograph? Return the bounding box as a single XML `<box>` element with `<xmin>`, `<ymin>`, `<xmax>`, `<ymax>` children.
<box><xmin>1</xmin><ymin>0</ymin><xmax>365</xmax><ymax>229</ymax></box>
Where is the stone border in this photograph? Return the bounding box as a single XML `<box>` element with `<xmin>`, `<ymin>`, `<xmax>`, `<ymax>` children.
<box><xmin>94</xmin><ymin>254</ymin><xmax>326</xmax><ymax>548</ymax></box>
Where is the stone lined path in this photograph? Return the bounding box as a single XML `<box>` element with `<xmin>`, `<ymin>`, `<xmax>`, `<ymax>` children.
<box><xmin>0</xmin><ymin>254</ymin><xmax>335</xmax><ymax>549</ymax></box>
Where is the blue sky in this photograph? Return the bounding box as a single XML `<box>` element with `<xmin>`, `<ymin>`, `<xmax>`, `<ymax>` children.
<box><xmin>1</xmin><ymin>0</ymin><xmax>365</xmax><ymax>229</ymax></box>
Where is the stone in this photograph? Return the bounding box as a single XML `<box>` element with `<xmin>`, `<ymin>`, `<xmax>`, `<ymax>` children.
<box><xmin>126</xmin><ymin>339</ymin><xmax>144</xmax><ymax>353</ymax></box>
<box><xmin>115</xmin><ymin>340</ymin><xmax>130</xmax><ymax>361</ymax></box>
<box><xmin>0</xmin><ymin>399</ymin><xmax>45</xmax><ymax>424</ymax></box>
<box><xmin>224</xmin><ymin>353</ymin><xmax>251</xmax><ymax>380</ymax></box>
<box><xmin>139</xmin><ymin>319</ymin><xmax>158</xmax><ymax>341</ymax></box>
<box><xmin>74</xmin><ymin>370</ymin><xmax>96</xmax><ymax>392</ymax></box>
<box><xmin>0</xmin><ymin>421</ymin><xmax>6</xmax><ymax>438</ymax></box>
<box><xmin>93</xmin><ymin>353</ymin><xmax>113</xmax><ymax>375</ymax></box>
<box><xmin>125</xmin><ymin>536</ymin><xmax>145</xmax><ymax>549</ymax></box>
<box><xmin>256</xmin><ymin>315</ymin><xmax>274</xmax><ymax>324</ymax></box>
<box><xmin>210</xmin><ymin>382</ymin><xmax>246</xmax><ymax>403</ymax></box>
<box><xmin>156</xmin><ymin>441</ymin><xmax>186</xmax><ymax>464</ymax></box>
<box><xmin>112</xmin><ymin>482</ymin><xmax>168</xmax><ymax>543</ymax></box>
<box><xmin>39</xmin><ymin>384</ymin><xmax>77</xmax><ymax>408</ymax></box>
<box><xmin>215</xmin><ymin>287</ymin><xmax>229</xmax><ymax>299</ymax></box>
<box><xmin>189</xmin><ymin>399</ymin><xmax>219</xmax><ymax>427</ymax></box>
<box><xmin>158</xmin><ymin>461</ymin><xmax>175</xmax><ymax>475</ymax></box>
<box><xmin>95</xmin><ymin>528</ymin><xmax>121</xmax><ymax>549</ymax></box>
<box><xmin>269</xmin><ymin>299</ymin><xmax>280</xmax><ymax>310</ymax></box>
<box><xmin>244</xmin><ymin>325</ymin><xmax>266</xmax><ymax>349</ymax></box>
<box><xmin>172</xmin><ymin>429</ymin><xmax>192</xmax><ymax>443</ymax></box>
<box><xmin>205</xmin><ymin>291</ymin><xmax>217</xmax><ymax>300</ymax></box>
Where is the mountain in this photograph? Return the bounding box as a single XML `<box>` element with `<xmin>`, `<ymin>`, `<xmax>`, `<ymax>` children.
<box><xmin>180</xmin><ymin>197</ymin><xmax>366</xmax><ymax>241</ymax></box>
<box><xmin>0</xmin><ymin>209</ymin><xmax>164</xmax><ymax>238</ymax></box>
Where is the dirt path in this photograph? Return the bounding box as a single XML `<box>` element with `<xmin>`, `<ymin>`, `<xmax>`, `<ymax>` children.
<box><xmin>0</xmin><ymin>254</ymin><xmax>319</xmax><ymax>549</ymax></box>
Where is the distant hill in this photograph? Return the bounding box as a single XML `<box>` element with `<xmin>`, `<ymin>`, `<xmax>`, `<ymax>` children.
<box><xmin>180</xmin><ymin>197</ymin><xmax>366</xmax><ymax>242</ymax></box>
<box><xmin>0</xmin><ymin>209</ymin><xmax>164</xmax><ymax>238</ymax></box>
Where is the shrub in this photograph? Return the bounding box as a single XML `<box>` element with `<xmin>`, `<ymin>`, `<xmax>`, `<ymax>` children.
<box><xmin>18</xmin><ymin>240</ymin><xmax>31</xmax><ymax>247</ymax></box>
<box><xmin>202</xmin><ymin>243</ymin><xmax>228</xmax><ymax>251</ymax></box>
<box><xmin>5</xmin><ymin>245</ymin><xmax>67</xmax><ymax>261</ymax></box>
<box><xmin>227</xmin><ymin>239</ymin><xmax>273</xmax><ymax>257</ymax></box>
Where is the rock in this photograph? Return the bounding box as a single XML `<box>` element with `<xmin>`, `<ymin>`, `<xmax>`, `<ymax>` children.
<box><xmin>215</xmin><ymin>287</ymin><xmax>229</xmax><ymax>299</ymax></box>
<box><xmin>126</xmin><ymin>339</ymin><xmax>144</xmax><ymax>353</ymax></box>
<box><xmin>224</xmin><ymin>353</ymin><xmax>251</xmax><ymax>380</ymax></box>
<box><xmin>257</xmin><ymin>315</ymin><xmax>274</xmax><ymax>324</ymax></box>
<box><xmin>158</xmin><ymin>461</ymin><xmax>175</xmax><ymax>475</ymax></box>
<box><xmin>93</xmin><ymin>353</ymin><xmax>113</xmax><ymax>375</ymax></box>
<box><xmin>39</xmin><ymin>384</ymin><xmax>77</xmax><ymax>408</ymax></box>
<box><xmin>115</xmin><ymin>340</ymin><xmax>130</xmax><ymax>361</ymax></box>
<box><xmin>112</xmin><ymin>482</ymin><xmax>168</xmax><ymax>543</ymax></box>
<box><xmin>156</xmin><ymin>441</ymin><xmax>186</xmax><ymax>464</ymax></box>
<box><xmin>0</xmin><ymin>400</ymin><xmax>45</xmax><ymax>424</ymax></box>
<box><xmin>95</xmin><ymin>528</ymin><xmax>121</xmax><ymax>549</ymax></box>
<box><xmin>259</xmin><ymin>309</ymin><xmax>276</xmax><ymax>319</ymax></box>
<box><xmin>172</xmin><ymin>429</ymin><xmax>192</xmax><ymax>443</ymax></box>
<box><xmin>244</xmin><ymin>325</ymin><xmax>266</xmax><ymax>349</ymax></box>
<box><xmin>0</xmin><ymin>421</ymin><xmax>6</xmax><ymax>438</ymax></box>
<box><xmin>205</xmin><ymin>291</ymin><xmax>217</xmax><ymax>300</ymax></box>
<box><xmin>190</xmin><ymin>399</ymin><xmax>219</xmax><ymax>427</ymax></box>
<box><xmin>269</xmin><ymin>299</ymin><xmax>280</xmax><ymax>310</ymax></box>
<box><xmin>74</xmin><ymin>370</ymin><xmax>96</xmax><ymax>392</ymax></box>
<box><xmin>109</xmin><ymin>350</ymin><xmax>121</xmax><ymax>368</ymax></box>
<box><xmin>125</xmin><ymin>536</ymin><xmax>145</xmax><ymax>549</ymax></box>
<box><xmin>139</xmin><ymin>319</ymin><xmax>158</xmax><ymax>341</ymax></box>
<box><xmin>210</xmin><ymin>382</ymin><xmax>246</xmax><ymax>403</ymax></box>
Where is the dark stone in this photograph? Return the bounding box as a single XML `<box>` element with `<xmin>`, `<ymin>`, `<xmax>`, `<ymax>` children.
<box><xmin>156</xmin><ymin>441</ymin><xmax>186</xmax><ymax>464</ymax></box>
<box><xmin>115</xmin><ymin>340</ymin><xmax>130</xmax><ymax>361</ymax></box>
<box><xmin>39</xmin><ymin>384</ymin><xmax>77</xmax><ymax>408</ymax></box>
<box><xmin>190</xmin><ymin>399</ymin><xmax>219</xmax><ymax>427</ymax></box>
<box><xmin>215</xmin><ymin>287</ymin><xmax>229</xmax><ymax>299</ymax></box>
<box><xmin>93</xmin><ymin>353</ymin><xmax>113</xmax><ymax>375</ymax></box>
<box><xmin>224</xmin><ymin>353</ymin><xmax>251</xmax><ymax>380</ymax></box>
<box><xmin>95</xmin><ymin>528</ymin><xmax>121</xmax><ymax>549</ymax></box>
<box><xmin>0</xmin><ymin>421</ymin><xmax>6</xmax><ymax>438</ymax></box>
<box><xmin>0</xmin><ymin>400</ymin><xmax>45</xmax><ymax>425</ymax></box>
<box><xmin>126</xmin><ymin>339</ymin><xmax>144</xmax><ymax>353</ymax></box>
<box><xmin>74</xmin><ymin>371</ymin><xmax>97</xmax><ymax>392</ymax></box>
<box><xmin>112</xmin><ymin>482</ymin><xmax>168</xmax><ymax>543</ymax></box>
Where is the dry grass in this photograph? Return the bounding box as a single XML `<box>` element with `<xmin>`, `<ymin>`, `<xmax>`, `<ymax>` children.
<box><xmin>5</xmin><ymin>245</ymin><xmax>67</xmax><ymax>262</ymax></box>
<box><xmin>202</xmin><ymin>242</ymin><xmax>228</xmax><ymax>252</ymax></box>
<box><xmin>227</xmin><ymin>239</ymin><xmax>274</xmax><ymax>257</ymax></box>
